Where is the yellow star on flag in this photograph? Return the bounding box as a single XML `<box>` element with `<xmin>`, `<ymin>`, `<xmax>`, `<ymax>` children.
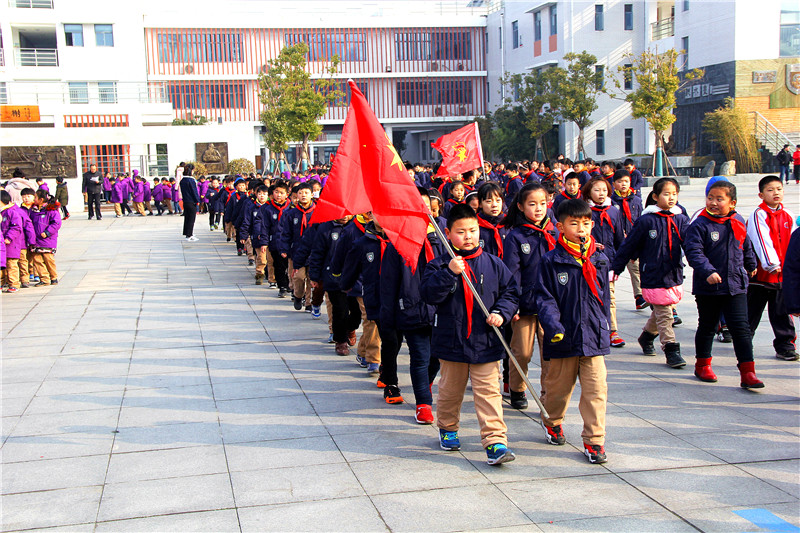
<box><xmin>384</xmin><ymin>133</ymin><xmax>404</xmax><ymax>172</ymax></box>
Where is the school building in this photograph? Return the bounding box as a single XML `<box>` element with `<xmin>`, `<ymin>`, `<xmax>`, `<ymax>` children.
<box><xmin>1</xmin><ymin>0</ymin><xmax>798</xmax><ymax>212</ymax></box>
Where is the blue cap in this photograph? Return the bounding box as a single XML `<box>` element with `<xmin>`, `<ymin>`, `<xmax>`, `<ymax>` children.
<box><xmin>705</xmin><ymin>176</ymin><xmax>729</xmax><ymax>196</ymax></box>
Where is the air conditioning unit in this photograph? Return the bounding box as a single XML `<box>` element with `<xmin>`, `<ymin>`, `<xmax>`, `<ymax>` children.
<box><xmin>457</xmin><ymin>63</ymin><xmax>465</xmax><ymax>71</ymax></box>
<box><xmin>434</xmin><ymin>106</ymin><xmax>443</xmax><ymax>116</ymax></box>
<box><xmin>430</xmin><ymin>62</ymin><xmax>439</xmax><ymax>72</ymax></box>
<box><xmin>458</xmin><ymin>106</ymin><xmax>467</xmax><ymax>116</ymax></box>
<box><xmin>184</xmin><ymin>64</ymin><xmax>194</xmax><ymax>74</ymax></box>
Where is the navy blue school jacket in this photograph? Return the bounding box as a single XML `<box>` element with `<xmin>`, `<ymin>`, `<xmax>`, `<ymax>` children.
<box><xmin>291</xmin><ymin>223</ymin><xmax>318</xmax><ymax>269</ymax></box>
<box><xmin>504</xmin><ymin>176</ymin><xmax>524</xmax><ymax>207</ymax></box>
<box><xmin>223</xmin><ymin>190</ymin><xmax>244</xmax><ymax>224</ymax></box>
<box><xmin>214</xmin><ymin>187</ymin><xmax>231</xmax><ymax>213</ymax></box>
<box><xmin>551</xmin><ymin>191</ymin><xmax>580</xmax><ymax>215</ymax></box>
<box><xmin>611</xmin><ymin>206</ymin><xmax>689</xmax><ymax>289</ymax></box>
<box><xmin>308</xmin><ymin>220</ymin><xmax>348</xmax><ymax>291</ymax></box>
<box><xmin>233</xmin><ymin>196</ymin><xmax>254</xmax><ymax>230</ymax></box>
<box><xmin>502</xmin><ymin>218</ymin><xmax>558</xmax><ymax>315</ymax></box>
<box><xmin>684</xmin><ymin>213</ymin><xmax>758</xmax><ymax>296</ymax></box>
<box><xmin>629</xmin><ymin>169</ymin><xmax>644</xmax><ymax>196</ymax></box>
<box><xmin>610</xmin><ymin>191</ymin><xmax>643</xmax><ymax>237</ymax></box>
<box><xmin>340</xmin><ymin>227</ymin><xmax>384</xmax><ymax>320</ymax></box>
<box><xmin>239</xmin><ymin>202</ymin><xmax>270</xmax><ymax>248</ymax></box>
<box><xmin>206</xmin><ymin>186</ymin><xmax>221</xmax><ymax>211</ymax></box>
<box><xmin>264</xmin><ymin>201</ymin><xmax>289</xmax><ymax>251</ymax></box>
<box><xmin>477</xmin><ymin>212</ymin><xmax>508</xmax><ymax>257</ymax></box>
<box><xmin>328</xmin><ymin>218</ymin><xmax>367</xmax><ymax>296</ymax></box>
<box><xmin>533</xmin><ymin>244</ymin><xmax>612</xmax><ymax>359</ymax></box>
<box><xmin>782</xmin><ymin>229</ymin><xmax>800</xmax><ymax>314</ymax></box>
<box><xmin>421</xmin><ymin>248</ymin><xmax>519</xmax><ymax>364</ymax></box>
<box><xmin>278</xmin><ymin>204</ymin><xmax>316</xmax><ymax>261</ymax></box>
<box><xmin>589</xmin><ymin>203</ymin><xmax>624</xmax><ymax>264</ymax></box>
<box><xmin>577</xmin><ymin>170</ymin><xmax>592</xmax><ymax>186</ymax></box>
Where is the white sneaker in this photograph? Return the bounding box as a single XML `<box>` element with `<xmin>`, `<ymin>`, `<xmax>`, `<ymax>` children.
<box><xmin>186</xmin><ymin>236</ymin><xmax>199</xmax><ymax>242</ymax></box>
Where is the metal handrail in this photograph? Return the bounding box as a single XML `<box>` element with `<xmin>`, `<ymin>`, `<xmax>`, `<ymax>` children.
<box><xmin>750</xmin><ymin>110</ymin><xmax>792</xmax><ymax>154</ymax></box>
<box><xmin>15</xmin><ymin>48</ymin><xmax>58</xmax><ymax>67</ymax></box>
<box><xmin>651</xmin><ymin>17</ymin><xmax>674</xmax><ymax>40</ymax></box>
<box><xmin>3</xmin><ymin>81</ymin><xmax>171</xmax><ymax>105</ymax></box>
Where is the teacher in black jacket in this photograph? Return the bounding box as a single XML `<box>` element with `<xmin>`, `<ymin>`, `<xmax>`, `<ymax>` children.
<box><xmin>179</xmin><ymin>164</ymin><xmax>200</xmax><ymax>241</ymax></box>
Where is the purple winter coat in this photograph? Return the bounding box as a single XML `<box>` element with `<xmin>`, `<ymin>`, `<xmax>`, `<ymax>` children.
<box><xmin>121</xmin><ymin>178</ymin><xmax>133</xmax><ymax>198</ymax></box>
<box><xmin>133</xmin><ymin>182</ymin><xmax>145</xmax><ymax>203</ymax></box>
<box><xmin>198</xmin><ymin>180</ymin><xmax>210</xmax><ymax>202</ymax></box>
<box><xmin>171</xmin><ymin>184</ymin><xmax>180</xmax><ymax>202</ymax></box>
<box><xmin>103</xmin><ymin>176</ymin><xmax>112</xmax><ymax>191</ymax></box>
<box><xmin>152</xmin><ymin>184</ymin><xmax>164</xmax><ymax>203</ymax></box>
<box><xmin>1</xmin><ymin>205</ymin><xmax>25</xmax><ymax>259</ymax></box>
<box><xmin>143</xmin><ymin>182</ymin><xmax>152</xmax><ymax>202</ymax></box>
<box><xmin>0</xmin><ymin>230</ymin><xmax>5</xmax><ymax>268</ymax></box>
<box><xmin>18</xmin><ymin>205</ymin><xmax>36</xmax><ymax>247</ymax></box>
<box><xmin>111</xmin><ymin>181</ymin><xmax>125</xmax><ymax>203</ymax></box>
<box><xmin>30</xmin><ymin>201</ymin><xmax>62</xmax><ymax>249</ymax></box>
<box><xmin>37</xmin><ymin>182</ymin><xmax>50</xmax><ymax>193</ymax></box>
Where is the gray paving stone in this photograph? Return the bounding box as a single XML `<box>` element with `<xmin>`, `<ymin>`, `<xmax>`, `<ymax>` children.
<box><xmin>676</xmin><ymin>501</ymin><xmax>800</xmax><ymax>532</ymax></box>
<box><xmin>2</xmin><ymin>454</ymin><xmax>109</xmax><ymax>494</ymax></box>
<box><xmin>535</xmin><ymin>510</ymin><xmax>697</xmax><ymax>532</ymax></box>
<box><xmin>105</xmin><ymin>445</ymin><xmax>229</xmax><ymax>484</ymax></box>
<box><xmin>218</xmin><ymin>413</ymin><xmax>330</xmax><ymax>444</ymax></box>
<box><xmin>0</xmin><ymin>485</ymin><xmax>103</xmax><ymax>530</ymax></box>
<box><xmin>111</xmin><ymin>421</ymin><xmax>223</xmax><ymax>454</ymax></box>
<box><xmin>224</xmin><ymin>436</ymin><xmax>346</xmax><ymax>472</ymax></box>
<box><xmin>9</xmin><ymin>407</ymin><xmax>120</xmax><ymax>438</ymax></box>
<box><xmin>94</xmin><ymin>509</ymin><xmax>240</xmax><ymax>533</ymax></box>
<box><xmin>737</xmin><ymin>460</ymin><xmax>800</xmax><ymax>499</ymax></box>
<box><xmin>96</xmin><ymin>472</ymin><xmax>235</xmax><ymax>522</ymax></box>
<box><xmin>1</xmin><ymin>432</ymin><xmax>116</xmax><ymax>463</ymax></box>
<box><xmin>237</xmin><ymin>496</ymin><xmax>388</xmax><ymax>532</ymax></box>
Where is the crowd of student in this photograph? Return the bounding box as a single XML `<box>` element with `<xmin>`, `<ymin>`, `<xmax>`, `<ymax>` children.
<box><xmin>1</xmin><ymin>156</ymin><xmax>798</xmax><ymax>467</ymax></box>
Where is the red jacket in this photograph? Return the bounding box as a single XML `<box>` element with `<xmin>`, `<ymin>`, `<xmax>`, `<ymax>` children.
<box><xmin>793</xmin><ymin>149</ymin><xmax>800</xmax><ymax>166</ymax></box>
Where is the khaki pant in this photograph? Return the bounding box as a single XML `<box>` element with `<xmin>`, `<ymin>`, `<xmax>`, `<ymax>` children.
<box><xmin>163</xmin><ymin>199</ymin><xmax>174</xmax><ymax>214</ymax></box>
<box><xmin>4</xmin><ymin>258</ymin><xmax>20</xmax><ymax>288</ymax></box>
<box><xmin>290</xmin><ymin>261</ymin><xmax>312</xmax><ymax>303</ymax></box>
<box><xmin>627</xmin><ymin>260</ymin><xmax>642</xmax><ymax>297</ymax></box>
<box><xmin>18</xmin><ymin>248</ymin><xmax>29</xmax><ymax>281</ymax></box>
<box><xmin>31</xmin><ymin>252</ymin><xmax>58</xmax><ymax>284</ymax></box>
<box><xmin>609</xmin><ymin>281</ymin><xmax>618</xmax><ymax>332</ymax></box>
<box><xmin>225</xmin><ymin>222</ymin><xmax>235</xmax><ymax>239</ymax></box>
<box><xmin>132</xmin><ymin>202</ymin><xmax>147</xmax><ymax>216</ymax></box>
<box><xmin>509</xmin><ymin>315</ymin><xmax>546</xmax><ymax>394</ymax></box>
<box><xmin>255</xmin><ymin>245</ymin><xmax>268</xmax><ymax>277</ymax></box>
<box><xmin>644</xmin><ymin>304</ymin><xmax>677</xmax><ymax>347</ymax></box>
<box><xmin>436</xmin><ymin>360</ymin><xmax>507</xmax><ymax>448</ymax></box>
<box><xmin>356</xmin><ymin>297</ymin><xmax>381</xmax><ymax>363</ymax></box>
<box><xmin>244</xmin><ymin>238</ymin><xmax>255</xmax><ymax>261</ymax></box>
<box><xmin>326</xmin><ymin>294</ymin><xmax>333</xmax><ymax>333</ymax></box>
<box><xmin>541</xmin><ymin>355</ymin><xmax>607</xmax><ymax>445</ymax></box>
<box><xmin>114</xmin><ymin>203</ymin><xmax>122</xmax><ymax>216</ymax></box>
<box><xmin>266</xmin><ymin>246</ymin><xmax>276</xmax><ymax>283</ymax></box>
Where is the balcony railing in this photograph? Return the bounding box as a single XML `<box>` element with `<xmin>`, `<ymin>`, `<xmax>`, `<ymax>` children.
<box><xmin>9</xmin><ymin>0</ymin><xmax>53</xmax><ymax>7</ymax></box>
<box><xmin>4</xmin><ymin>81</ymin><xmax>171</xmax><ymax>105</ymax></box>
<box><xmin>15</xmin><ymin>48</ymin><xmax>58</xmax><ymax>67</ymax></box>
<box><xmin>0</xmin><ymin>49</ymin><xmax>4</xmax><ymax>67</ymax></box>
<box><xmin>651</xmin><ymin>17</ymin><xmax>675</xmax><ymax>40</ymax></box>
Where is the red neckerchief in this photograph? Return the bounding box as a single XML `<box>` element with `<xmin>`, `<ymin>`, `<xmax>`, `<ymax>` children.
<box><xmin>603</xmin><ymin>172</ymin><xmax>614</xmax><ymax>180</ymax></box>
<box><xmin>460</xmin><ymin>247</ymin><xmax>484</xmax><ymax>338</ymax></box>
<box><xmin>447</xmin><ymin>198</ymin><xmax>462</xmax><ymax>206</ymax></box>
<box><xmin>561</xmin><ymin>190</ymin><xmax>579</xmax><ymax>201</ymax></box>
<box><xmin>505</xmin><ymin>175</ymin><xmax>521</xmax><ymax>193</ymax></box>
<box><xmin>353</xmin><ymin>218</ymin><xmax>366</xmax><ymax>234</ymax></box>
<box><xmin>522</xmin><ymin>219</ymin><xmax>556</xmax><ymax>250</ymax></box>
<box><xmin>615</xmin><ymin>191</ymin><xmax>633</xmax><ymax>223</ymax></box>
<box><xmin>654</xmin><ymin>211</ymin><xmax>682</xmax><ymax>259</ymax></box>
<box><xmin>463</xmin><ymin>183</ymin><xmax>475</xmax><ymax>192</ymax></box>
<box><xmin>270</xmin><ymin>200</ymin><xmax>289</xmax><ymax>220</ymax></box>
<box><xmin>477</xmin><ymin>215</ymin><xmax>503</xmax><ymax>258</ymax></box>
<box><xmin>224</xmin><ymin>187</ymin><xmax>235</xmax><ymax>204</ymax></box>
<box><xmin>373</xmin><ymin>231</ymin><xmax>389</xmax><ymax>274</ymax></box>
<box><xmin>296</xmin><ymin>203</ymin><xmax>315</xmax><ymax>236</ymax></box>
<box><xmin>557</xmin><ymin>235</ymin><xmax>603</xmax><ymax>306</ymax></box>
<box><xmin>759</xmin><ymin>202</ymin><xmax>791</xmax><ymax>265</ymax></box>
<box><xmin>699</xmin><ymin>210</ymin><xmax>746</xmax><ymax>249</ymax></box>
<box><xmin>591</xmin><ymin>205</ymin><xmax>615</xmax><ymax>231</ymax></box>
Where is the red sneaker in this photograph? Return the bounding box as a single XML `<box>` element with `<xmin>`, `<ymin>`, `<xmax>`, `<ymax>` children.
<box><xmin>610</xmin><ymin>332</ymin><xmax>626</xmax><ymax>348</ymax></box>
<box><xmin>415</xmin><ymin>404</ymin><xmax>434</xmax><ymax>424</ymax></box>
<box><xmin>335</xmin><ymin>342</ymin><xmax>349</xmax><ymax>356</ymax></box>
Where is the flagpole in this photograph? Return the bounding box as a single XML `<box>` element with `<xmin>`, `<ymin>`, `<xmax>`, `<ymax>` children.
<box><xmin>426</xmin><ymin>213</ymin><xmax>550</xmax><ymax>419</ymax></box>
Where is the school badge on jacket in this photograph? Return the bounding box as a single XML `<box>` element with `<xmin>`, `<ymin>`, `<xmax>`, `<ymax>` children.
<box><xmin>710</xmin><ymin>231</ymin><xmax>720</xmax><ymax>241</ymax></box>
<box><xmin>557</xmin><ymin>272</ymin><xmax>568</xmax><ymax>285</ymax></box>
<box><xmin>366</xmin><ymin>252</ymin><xmax>374</xmax><ymax>262</ymax></box>
<box><xmin>649</xmin><ymin>230</ymin><xmax>657</xmax><ymax>239</ymax></box>
<box><xmin>331</xmin><ymin>232</ymin><xmax>339</xmax><ymax>241</ymax></box>
<box><xmin>521</xmin><ymin>243</ymin><xmax>531</xmax><ymax>254</ymax></box>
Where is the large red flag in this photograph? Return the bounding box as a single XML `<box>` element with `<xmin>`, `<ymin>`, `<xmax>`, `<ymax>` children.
<box><xmin>311</xmin><ymin>81</ymin><xmax>430</xmax><ymax>271</ymax></box>
<box><xmin>431</xmin><ymin>122</ymin><xmax>484</xmax><ymax>177</ymax></box>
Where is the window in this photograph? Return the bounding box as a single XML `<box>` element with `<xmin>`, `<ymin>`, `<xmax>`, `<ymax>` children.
<box><xmin>596</xmin><ymin>130</ymin><xmax>605</xmax><ymax>155</ymax></box>
<box><xmin>0</xmin><ymin>82</ymin><xmax>7</xmax><ymax>104</ymax></box>
<box><xmin>167</xmin><ymin>82</ymin><xmax>246</xmax><ymax>109</ymax></box>
<box><xmin>432</xmin><ymin>31</ymin><xmax>472</xmax><ymax>60</ymax></box>
<box><xmin>624</xmin><ymin>63</ymin><xmax>633</xmax><ymax>90</ymax></box>
<box><xmin>68</xmin><ymin>82</ymin><xmax>89</xmax><ymax>104</ymax></box>
<box><xmin>624</xmin><ymin>128</ymin><xmax>633</xmax><ymax>154</ymax></box>
<box><xmin>512</xmin><ymin>20</ymin><xmax>519</xmax><ymax>48</ymax></box>
<box><xmin>393</xmin><ymin>31</ymin><xmax>471</xmax><ymax>61</ymax></box>
<box><xmin>95</xmin><ymin>24</ymin><xmax>113</xmax><ymax>47</ymax></box>
<box><xmin>513</xmin><ymin>81</ymin><xmax>520</xmax><ymax>102</ymax></box>
<box><xmin>64</xmin><ymin>24</ymin><xmax>83</xmax><ymax>46</ymax></box>
<box><xmin>550</xmin><ymin>5</ymin><xmax>558</xmax><ymax>35</ymax></box>
<box><xmin>595</xmin><ymin>65</ymin><xmax>604</xmax><ymax>89</ymax></box>
<box><xmin>396</xmin><ymin>80</ymin><xmax>472</xmax><ymax>106</ymax></box>
<box><xmin>329</xmin><ymin>81</ymin><xmax>368</xmax><ymax>106</ymax></box>
<box><xmin>534</xmin><ymin>11</ymin><xmax>542</xmax><ymax>41</ymax></box>
<box><xmin>98</xmin><ymin>82</ymin><xmax>117</xmax><ymax>104</ymax></box>
<box><xmin>682</xmin><ymin>36</ymin><xmax>689</xmax><ymax>67</ymax></box>
<box><xmin>158</xmin><ymin>30</ymin><xmax>244</xmax><ymax>63</ymax></box>
<box><xmin>595</xmin><ymin>5</ymin><xmax>604</xmax><ymax>31</ymax></box>
<box><xmin>780</xmin><ymin>4</ymin><xmax>800</xmax><ymax>57</ymax></box>
<box><xmin>624</xmin><ymin>4</ymin><xmax>633</xmax><ymax>30</ymax></box>
<box><xmin>286</xmin><ymin>31</ymin><xmax>367</xmax><ymax>62</ymax></box>
<box><xmin>683</xmin><ymin>0</ymin><xmax>689</xmax><ymax>11</ymax></box>
<box><xmin>395</xmin><ymin>32</ymin><xmax>431</xmax><ymax>60</ymax></box>
<box><xmin>498</xmin><ymin>26</ymin><xmax>502</xmax><ymax>48</ymax></box>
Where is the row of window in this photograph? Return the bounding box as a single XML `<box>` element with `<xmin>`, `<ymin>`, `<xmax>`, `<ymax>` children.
<box><xmin>595</xmin><ymin>128</ymin><xmax>635</xmax><ymax>156</ymax></box>
<box><xmin>64</xmin><ymin>24</ymin><xmax>114</xmax><ymax>47</ymax></box>
<box><xmin>68</xmin><ymin>82</ymin><xmax>118</xmax><ymax>103</ymax></box>
<box><xmin>157</xmin><ymin>31</ymin><xmax>244</xmax><ymax>63</ymax></box>
<box><xmin>396</xmin><ymin>80</ymin><xmax>473</xmax><ymax>106</ymax></box>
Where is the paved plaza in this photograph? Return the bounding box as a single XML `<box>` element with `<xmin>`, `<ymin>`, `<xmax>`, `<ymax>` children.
<box><xmin>1</xmin><ymin>179</ymin><xmax>799</xmax><ymax>532</ymax></box>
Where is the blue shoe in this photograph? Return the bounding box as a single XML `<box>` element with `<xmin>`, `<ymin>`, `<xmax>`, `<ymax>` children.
<box><xmin>439</xmin><ymin>429</ymin><xmax>460</xmax><ymax>451</ymax></box>
<box><xmin>486</xmin><ymin>443</ymin><xmax>515</xmax><ymax>465</ymax></box>
<box><xmin>311</xmin><ymin>305</ymin><xmax>321</xmax><ymax>319</ymax></box>
<box><xmin>356</xmin><ymin>355</ymin><xmax>368</xmax><ymax>368</ymax></box>
<box><xmin>367</xmin><ymin>363</ymin><xmax>380</xmax><ymax>375</ymax></box>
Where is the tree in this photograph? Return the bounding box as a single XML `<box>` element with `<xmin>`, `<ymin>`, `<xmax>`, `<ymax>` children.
<box><xmin>477</xmin><ymin>108</ymin><xmax>538</xmax><ymax>161</ymax></box>
<box><xmin>613</xmin><ymin>48</ymin><xmax>702</xmax><ymax>175</ymax></box>
<box><xmin>258</xmin><ymin>43</ymin><xmax>342</xmax><ymax>170</ymax></box>
<box><xmin>502</xmin><ymin>69</ymin><xmax>558</xmax><ymax>160</ymax></box>
<box><xmin>228</xmin><ymin>158</ymin><xmax>256</xmax><ymax>176</ymax></box>
<box><xmin>548</xmin><ymin>51</ymin><xmax>604</xmax><ymax>159</ymax></box>
<box><xmin>703</xmin><ymin>98</ymin><xmax>761</xmax><ymax>173</ymax></box>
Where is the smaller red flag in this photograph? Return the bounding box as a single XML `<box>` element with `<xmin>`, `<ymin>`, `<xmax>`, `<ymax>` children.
<box><xmin>431</xmin><ymin>122</ymin><xmax>484</xmax><ymax>178</ymax></box>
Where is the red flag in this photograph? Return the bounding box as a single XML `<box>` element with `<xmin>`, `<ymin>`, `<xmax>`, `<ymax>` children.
<box><xmin>311</xmin><ymin>80</ymin><xmax>430</xmax><ymax>271</ymax></box>
<box><xmin>431</xmin><ymin>122</ymin><xmax>483</xmax><ymax>178</ymax></box>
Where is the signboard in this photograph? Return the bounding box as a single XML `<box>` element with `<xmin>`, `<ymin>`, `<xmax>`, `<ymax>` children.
<box><xmin>0</xmin><ymin>106</ymin><xmax>40</xmax><ymax>123</ymax></box>
<box><xmin>752</xmin><ymin>70</ymin><xmax>777</xmax><ymax>83</ymax></box>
